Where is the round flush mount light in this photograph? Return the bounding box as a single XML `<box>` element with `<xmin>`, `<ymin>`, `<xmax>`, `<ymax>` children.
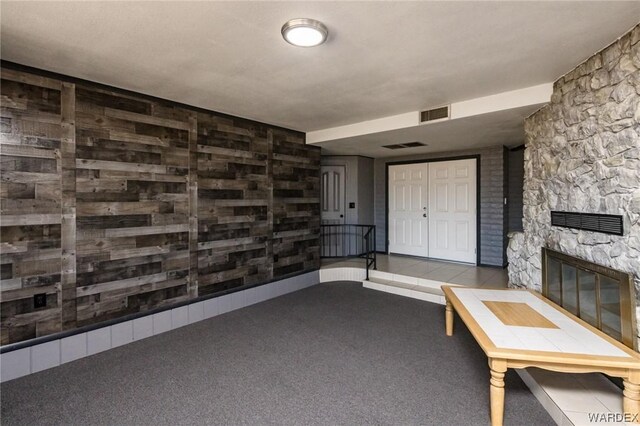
<box><xmin>281</xmin><ymin>18</ymin><xmax>328</xmax><ymax>47</ymax></box>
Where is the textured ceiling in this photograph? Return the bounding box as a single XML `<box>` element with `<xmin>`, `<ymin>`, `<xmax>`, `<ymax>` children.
<box><xmin>1</xmin><ymin>1</ymin><xmax>638</xmax><ymax>132</ymax></box>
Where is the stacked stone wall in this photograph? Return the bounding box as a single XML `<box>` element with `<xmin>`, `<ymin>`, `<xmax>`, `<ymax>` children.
<box><xmin>508</xmin><ymin>24</ymin><xmax>640</xmax><ymax>338</ymax></box>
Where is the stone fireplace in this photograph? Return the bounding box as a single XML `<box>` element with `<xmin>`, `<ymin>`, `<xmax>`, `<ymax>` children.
<box><xmin>507</xmin><ymin>24</ymin><xmax>640</xmax><ymax>345</ymax></box>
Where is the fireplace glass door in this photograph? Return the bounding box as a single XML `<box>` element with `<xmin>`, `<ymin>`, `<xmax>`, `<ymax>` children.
<box><xmin>542</xmin><ymin>248</ymin><xmax>635</xmax><ymax>349</ymax></box>
<box><xmin>600</xmin><ymin>276</ymin><xmax>622</xmax><ymax>341</ymax></box>
<box><xmin>578</xmin><ymin>269</ymin><xmax>598</xmax><ymax>328</ymax></box>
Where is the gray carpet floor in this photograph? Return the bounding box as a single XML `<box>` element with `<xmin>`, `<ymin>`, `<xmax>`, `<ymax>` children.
<box><xmin>1</xmin><ymin>281</ymin><xmax>553</xmax><ymax>425</ymax></box>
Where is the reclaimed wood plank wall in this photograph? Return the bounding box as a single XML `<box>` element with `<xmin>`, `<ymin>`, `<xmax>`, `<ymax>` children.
<box><xmin>0</xmin><ymin>66</ymin><xmax>320</xmax><ymax>345</ymax></box>
<box><xmin>1</xmin><ymin>69</ymin><xmax>64</xmax><ymax>344</ymax></box>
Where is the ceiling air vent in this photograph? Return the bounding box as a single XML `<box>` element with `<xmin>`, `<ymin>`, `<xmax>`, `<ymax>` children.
<box><xmin>383</xmin><ymin>142</ymin><xmax>427</xmax><ymax>150</ymax></box>
<box><xmin>402</xmin><ymin>142</ymin><xmax>426</xmax><ymax>148</ymax></box>
<box><xmin>420</xmin><ymin>105</ymin><xmax>450</xmax><ymax>123</ymax></box>
<box><xmin>551</xmin><ymin>211</ymin><xmax>623</xmax><ymax>236</ymax></box>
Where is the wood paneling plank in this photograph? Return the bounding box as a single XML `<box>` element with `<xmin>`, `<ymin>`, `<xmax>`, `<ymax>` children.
<box><xmin>109</xmin><ymin>130</ymin><xmax>169</xmax><ymax>147</ymax></box>
<box><xmin>1</xmin><ymin>171</ymin><xmax>60</xmax><ymax>183</ymax></box>
<box><xmin>188</xmin><ymin>114</ymin><xmax>198</xmax><ymax>298</ymax></box>
<box><xmin>0</xmin><ymin>242</ymin><xmax>28</xmax><ymax>254</ymax></box>
<box><xmin>76</xmin><ymin>271</ymin><xmax>168</xmax><ymax>297</ymax></box>
<box><xmin>197</xmin><ymin>145</ymin><xmax>258</xmax><ymax>159</ymax></box>
<box><xmin>109</xmin><ymin>246</ymin><xmax>170</xmax><ymax>260</ymax></box>
<box><xmin>1</xmin><ymin>68</ymin><xmax>62</xmax><ymax>90</ymax></box>
<box><xmin>104</xmin><ymin>224</ymin><xmax>189</xmax><ymax>237</ymax></box>
<box><xmin>0</xmin><ymin>144</ymin><xmax>58</xmax><ymax>159</ymax></box>
<box><xmin>5</xmin><ymin>308</ymin><xmax>60</xmax><ymax>328</ymax></box>
<box><xmin>104</xmin><ymin>107</ymin><xmax>190</xmax><ymax>130</ymax></box>
<box><xmin>76</xmin><ymin>158</ymin><xmax>168</xmax><ymax>174</ymax></box>
<box><xmin>1</xmin><ymin>284</ymin><xmax>58</xmax><ymax>303</ymax></box>
<box><xmin>197</xmin><ymin>237</ymin><xmax>258</xmax><ymax>251</ymax></box>
<box><xmin>1</xmin><ymin>214</ymin><xmax>61</xmax><ymax>226</ymax></box>
<box><xmin>77</xmin><ymin>201</ymin><xmax>170</xmax><ymax>216</ymax></box>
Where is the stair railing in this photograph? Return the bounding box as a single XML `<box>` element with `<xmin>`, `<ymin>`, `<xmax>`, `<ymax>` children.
<box><xmin>320</xmin><ymin>224</ymin><xmax>377</xmax><ymax>280</ymax></box>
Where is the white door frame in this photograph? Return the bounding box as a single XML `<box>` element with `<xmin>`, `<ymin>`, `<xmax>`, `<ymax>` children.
<box><xmin>386</xmin><ymin>156</ymin><xmax>480</xmax><ymax>264</ymax></box>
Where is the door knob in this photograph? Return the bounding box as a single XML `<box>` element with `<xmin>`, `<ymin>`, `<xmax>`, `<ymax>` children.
<box><xmin>423</xmin><ymin>214</ymin><xmax>427</xmax><ymax>218</ymax></box>
<box><xmin>340</xmin><ymin>214</ymin><xmax>344</xmax><ymax>218</ymax></box>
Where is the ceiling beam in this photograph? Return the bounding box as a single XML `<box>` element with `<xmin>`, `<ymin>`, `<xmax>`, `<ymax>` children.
<box><xmin>306</xmin><ymin>83</ymin><xmax>553</xmax><ymax>145</ymax></box>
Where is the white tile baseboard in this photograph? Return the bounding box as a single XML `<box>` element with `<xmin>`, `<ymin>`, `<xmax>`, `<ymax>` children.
<box><xmin>362</xmin><ymin>279</ymin><xmax>446</xmax><ymax>305</ymax></box>
<box><xmin>60</xmin><ymin>333</ymin><xmax>87</xmax><ymax>364</ymax></box>
<box><xmin>319</xmin><ymin>267</ymin><xmax>367</xmax><ymax>283</ymax></box>
<box><xmin>517</xmin><ymin>368</ymin><xmax>631</xmax><ymax>426</ymax></box>
<box><xmin>0</xmin><ymin>270</ymin><xmax>320</xmax><ymax>383</ymax></box>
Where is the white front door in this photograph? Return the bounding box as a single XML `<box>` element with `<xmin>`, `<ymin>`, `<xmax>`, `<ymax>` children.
<box><xmin>320</xmin><ymin>166</ymin><xmax>345</xmax><ymax>225</ymax></box>
<box><xmin>387</xmin><ymin>159</ymin><xmax>477</xmax><ymax>263</ymax></box>
<box><xmin>388</xmin><ymin>164</ymin><xmax>429</xmax><ymax>257</ymax></box>
<box><xmin>428</xmin><ymin>159</ymin><xmax>477</xmax><ymax>263</ymax></box>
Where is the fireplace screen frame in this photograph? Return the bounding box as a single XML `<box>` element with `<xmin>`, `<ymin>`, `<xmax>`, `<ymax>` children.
<box><xmin>541</xmin><ymin>247</ymin><xmax>636</xmax><ymax>350</ymax></box>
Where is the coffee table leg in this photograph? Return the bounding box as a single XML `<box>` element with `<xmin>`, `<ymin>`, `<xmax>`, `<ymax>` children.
<box><xmin>489</xmin><ymin>359</ymin><xmax>507</xmax><ymax>426</ymax></box>
<box><xmin>445</xmin><ymin>298</ymin><xmax>454</xmax><ymax>336</ymax></box>
<box><xmin>624</xmin><ymin>371</ymin><xmax>640</xmax><ymax>423</ymax></box>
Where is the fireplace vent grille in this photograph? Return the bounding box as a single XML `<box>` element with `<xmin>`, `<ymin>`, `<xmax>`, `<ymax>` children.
<box><xmin>551</xmin><ymin>211</ymin><xmax>623</xmax><ymax>236</ymax></box>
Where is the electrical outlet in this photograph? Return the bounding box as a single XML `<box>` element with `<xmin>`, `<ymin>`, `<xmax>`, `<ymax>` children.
<box><xmin>34</xmin><ymin>293</ymin><xmax>47</xmax><ymax>308</ymax></box>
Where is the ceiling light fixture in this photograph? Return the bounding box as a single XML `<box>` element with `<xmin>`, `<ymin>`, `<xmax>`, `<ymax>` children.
<box><xmin>281</xmin><ymin>18</ymin><xmax>328</xmax><ymax>47</ymax></box>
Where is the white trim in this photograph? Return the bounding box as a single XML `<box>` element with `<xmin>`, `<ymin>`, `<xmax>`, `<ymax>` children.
<box><xmin>305</xmin><ymin>83</ymin><xmax>552</xmax><ymax>144</ymax></box>
<box><xmin>306</xmin><ymin>112</ymin><xmax>419</xmax><ymax>144</ymax></box>
<box><xmin>450</xmin><ymin>83</ymin><xmax>553</xmax><ymax>119</ymax></box>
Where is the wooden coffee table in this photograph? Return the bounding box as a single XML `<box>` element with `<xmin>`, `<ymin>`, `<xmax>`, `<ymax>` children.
<box><xmin>441</xmin><ymin>285</ymin><xmax>640</xmax><ymax>426</ymax></box>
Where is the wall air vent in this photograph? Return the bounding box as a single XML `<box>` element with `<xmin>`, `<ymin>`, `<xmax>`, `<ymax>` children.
<box><xmin>382</xmin><ymin>142</ymin><xmax>427</xmax><ymax>150</ymax></box>
<box><xmin>551</xmin><ymin>211</ymin><xmax>623</xmax><ymax>236</ymax></box>
<box><xmin>420</xmin><ymin>105</ymin><xmax>450</xmax><ymax>123</ymax></box>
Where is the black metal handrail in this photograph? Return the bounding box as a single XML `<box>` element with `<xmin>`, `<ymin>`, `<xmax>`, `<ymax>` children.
<box><xmin>320</xmin><ymin>224</ymin><xmax>377</xmax><ymax>280</ymax></box>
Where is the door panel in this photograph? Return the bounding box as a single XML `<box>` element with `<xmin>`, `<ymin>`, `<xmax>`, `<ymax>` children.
<box><xmin>435</xmin><ymin>183</ymin><xmax>448</xmax><ymax>211</ymax></box>
<box><xmin>321</xmin><ymin>166</ymin><xmax>345</xmax><ymax>225</ymax></box>
<box><xmin>455</xmin><ymin>221</ymin><xmax>469</xmax><ymax>251</ymax></box>
<box><xmin>435</xmin><ymin>167</ymin><xmax>448</xmax><ymax>179</ymax></box>
<box><xmin>435</xmin><ymin>220</ymin><xmax>448</xmax><ymax>249</ymax></box>
<box><xmin>455</xmin><ymin>183</ymin><xmax>469</xmax><ymax>211</ymax></box>
<box><xmin>388</xmin><ymin>164</ymin><xmax>428</xmax><ymax>257</ymax></box>
<box><xmin>455</xmin><ymin>165</ymin><xmax>469</xmax><ymax>178</ymax></box>
<box><xmin>428</xmin><ymin>159</ymin><xmax>477</xmax><ymax>263</ymax></box>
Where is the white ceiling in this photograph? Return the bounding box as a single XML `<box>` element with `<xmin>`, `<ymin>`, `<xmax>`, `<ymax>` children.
<box><xmin>1</xmin><ymin>1</ymin><xmax>639</xmax><ymax>136</ymax></box>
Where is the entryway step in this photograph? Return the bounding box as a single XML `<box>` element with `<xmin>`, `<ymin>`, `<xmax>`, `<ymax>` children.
<box><xmin>362</xmin><ymin>277</ymin><xmax>447</xmax><ymax>305</ymax></box>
